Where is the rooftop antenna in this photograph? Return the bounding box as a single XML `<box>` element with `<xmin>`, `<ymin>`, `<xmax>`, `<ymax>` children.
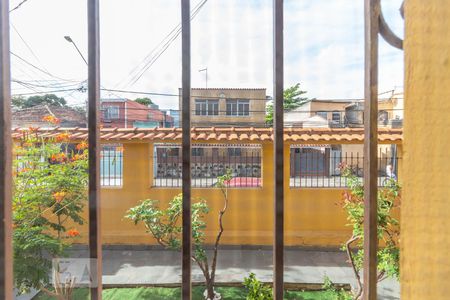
<box><xmin>199</xmin><ymin>67</ymin><xmax>208</xmax><ymax>89</ymax></box>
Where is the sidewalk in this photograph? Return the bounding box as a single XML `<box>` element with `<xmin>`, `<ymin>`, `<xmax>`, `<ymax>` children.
<box><xmin>68</xmin><ymin>247</ymin><xmax>399</xmax><ymax>299</ymax></box>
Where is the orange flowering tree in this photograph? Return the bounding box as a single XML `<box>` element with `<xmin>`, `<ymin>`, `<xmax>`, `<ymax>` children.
<box><xmin>13</xmin><ymin>119</ymin><xmax>88</xmax><ymax>295</ymax></box>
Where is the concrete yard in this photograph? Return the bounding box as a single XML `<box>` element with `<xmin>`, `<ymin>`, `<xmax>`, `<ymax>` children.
<box><xmin>66</xmin><ymin>247</ymin><xmax>399</xmax><ymax>299</ymax></box>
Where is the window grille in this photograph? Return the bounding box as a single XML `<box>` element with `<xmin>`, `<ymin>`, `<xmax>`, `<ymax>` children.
<box><xmin>100</xmin><ymin>144</ymin><xmax>123</xmax><ymax>187</ymax></box>
<box><xmin>153</xmin><ymin>144</ymin><xmax>262</xmax><ymax>188</ymax></box>
<box><xmin>289</xmin><ymin>145</ymin><xmax>400</xmax><ymax>188</ymax></box>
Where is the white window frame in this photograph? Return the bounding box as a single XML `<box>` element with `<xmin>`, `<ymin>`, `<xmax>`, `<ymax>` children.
<box><xmin>195</xmin><ymin>99</ymin><xmax>218</xmax><ymax>116</ymax></box>
<box><xmin>103</xmin><ymin>105</ymin><xmax>120</xmax><ymax>119</ymax></box>
<box><xmin>226</xmin><ymin>99</ymin><xmax>250</xmax><ymax>116</ymax></box>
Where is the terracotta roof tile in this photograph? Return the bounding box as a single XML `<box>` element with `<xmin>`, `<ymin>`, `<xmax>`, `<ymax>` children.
<box><xmin>11</xmin><ymin>127</ymin><xmax>403</xmax><ymax>143</ymax></box>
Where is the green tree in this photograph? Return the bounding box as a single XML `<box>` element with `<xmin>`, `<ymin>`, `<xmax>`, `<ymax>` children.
<box><xmin>265</xmin><ymin>83</ymin><xmax>311</xmax><ymax>125</ymax></box>
<box><xmin>126</xmin><ymin>171</ymin><xmax>232</xmax><ymax>300</ymax></box>
<box><xmin>12</xmin><ymin>94</ymin><xmax>67</xmax><ymax>109</ymax></box>
<box><xmin>12</xmin><ymin>96</ymin><xmax>26</xmax><ymax>108</ymax></box>
<box><xmin>134</xmin><ymin>97</ymin><xmax>153</xmax><ymax>106</ymax></box>
<box><xmin>13</xmin><ymin>125</ymin><xmax>88</xmax><ymax>297</ymax></box>
<box><xmin>340</xmin><ymin>167</ymin><xmax>400</xmax><ymax>300</ymax></box>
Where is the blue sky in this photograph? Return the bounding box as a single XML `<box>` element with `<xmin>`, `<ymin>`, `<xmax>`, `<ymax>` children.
<box><xmin>9</xmin><ymin>0</ymin><xmax>404</xmax><ymax>109</ymax></box>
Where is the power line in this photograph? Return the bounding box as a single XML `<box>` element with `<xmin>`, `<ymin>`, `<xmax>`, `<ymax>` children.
<box><xmin>117</xmin><ymin>0</ymin><xmax>207</xmax><ymax>88</ymax></box>
<box><xmin>130</xmin><ymin>0</ymin><xmax>208</xmax><ymax>85</ymax></box>
<box><xmin>100</xmin><ymin>88</ymin><xmax>403</xmax><ymax>102</ymax></box>
<box><xmin>13</xmin><ymin>88</ymin><xmax>82</xmax><ymax>96</ymax></box>
<box><xmin>118</xmin><ymin>0</ymin><xmax>209</xmax><ymax>88</ymax></box>
<box><xmin>10</xmin><ymin>23</ymin><xmax>47</xmax><ymax>72</ymax></box>
<box><xmin>12</xmin><ymin>78</ymin><xmax>84</xmax><ymax>89</ymax></box>
<box><xmin>9</xmin><ymin>0</ymin><xmax>31</xmax><ymax>13</ymax></box>
<box><xmin>10</xmin><ymin>51</ymin><xmax>76</xmax><ymax>82</ymax></box>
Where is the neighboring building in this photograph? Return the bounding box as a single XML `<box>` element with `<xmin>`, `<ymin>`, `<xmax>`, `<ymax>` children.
<box><xmin>284</xmin><ymin>99</ymin><xmax>353</xmax><ymax>128</ymax></box>
<box><xmin>344</xmin><ymin>96</ymin><xmax>400</xmax><ymax>128</ymax></box>
<box><xmin>179</xmin><ymin>88</ymin><xmax>267</xmax><ymax>127</ymax></box>
<box><xmin>12</xmin><ymin>104</ymin><xmax>87</xmax><ymax>127</ymax></box>
<box><xmin>101</xmin><ymin>98</ymin><xmax>173</xmax><ymax>128</ymax></box>
<box><xmin>285</xmin><ymin>97</ymin><xmax>401</xmax><ymax>128</ymax></box>
<box><xmin>164</xmin><ymin>109</ymin><xmax>180</xmax><ymax>127</ymax></box>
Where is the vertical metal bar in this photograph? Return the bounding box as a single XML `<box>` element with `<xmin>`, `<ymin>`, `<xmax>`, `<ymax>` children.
<box><xmin>87</xmin><ymin>0</ymin><xmax>102</xmax><ymax>298</ymax></box>
<box><xmin>166</xmin><ymin>147</ymin><xmax>168</xmax><ymax>188</ymax></box>
<box><xmin>0</xmin><ymin>0</ymin><xmax>12</xmax><ymax>297</ymax></box>
<box><xmin>273</xmin><ymin>0</ymin><xmax>284</xmax><ymax>298</ymax></box>
<box><xmin>120</xmin><ymin>145</ymin><xmax>123</xmax><ymax>186</ymax></box>
<box><xmin>315</xmin><ymin>151</ymin><xmax>318</xmax><ymax>188</ymax></box>
<box><xmin>181</xmin><ymin>0</ymin><xmax>192</xmax><ymax>298</ymax></box>
<box><xmin>322</xmin><ymin>150</ymin><xmax>324</xmax><ymax>188</ymax></box>
<box><xmin>380</xmin><ymin>153</ymin><xmax>383</xmax><ymax>187</ymax></box>
<box><xmin>108</xmin><ymin>147</ymin><xmax>111</xmax><ymax>186</ymax></box>
<box><xmin>363</xmin><ymin>0</ymin><xmax>379</xmax><ymax>299</ymax></box>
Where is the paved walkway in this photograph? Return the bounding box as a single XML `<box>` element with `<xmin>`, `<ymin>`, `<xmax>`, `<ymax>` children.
<box><xmin>66</xmin><ymin>248</ymin><xmax>399</xmax><ymax>299</ymax></box>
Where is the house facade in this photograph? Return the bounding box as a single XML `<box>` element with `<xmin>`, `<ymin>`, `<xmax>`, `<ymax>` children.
<box><xmin>164</xmin><ymin>109</ymin><xmax>180</xmax><ymax>127</ymax></box>
<box><xmin>285</xmin><ymin>97</ymin><xmax>401</xmax><ymax>128</ymax></box>
<box><xmin>179</xmin><ymin>88</ymin><xmax>267</xmax><ymax>127</ymax></box>
<box><xmin>101</xmin><ymin>98</ymin><xmax>173</xmax><ymax>128</ymax></box>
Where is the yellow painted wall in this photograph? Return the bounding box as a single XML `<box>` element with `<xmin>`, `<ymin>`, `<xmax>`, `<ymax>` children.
<box><xmin>402</xmin><ymin>1</ymin><xmax>450</xmax><ymax>299</ymax></box>
<box><xmin>68</xmin><ymin>139</ymin><xmax>401</xmax><ymax>247</ymax></box>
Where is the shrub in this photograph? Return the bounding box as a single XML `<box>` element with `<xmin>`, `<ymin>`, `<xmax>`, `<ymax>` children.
<box><xmin>243</xmin><ymin>273</ymin><xmax>272</xmax><ymax>300</ymax></box>
<box><xmin>322</xmin><ymin>275</ymin><xmax>353</xmax><ymax>300</ymax></box>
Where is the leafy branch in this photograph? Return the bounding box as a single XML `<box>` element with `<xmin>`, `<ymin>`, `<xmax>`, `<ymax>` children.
<box><xmin>339</xmin><ymin>166</ymin><xmax>400</xmax><ymax>299</ymax></box>
<box><xmin>126</xmin><ymin>170</ymin><xmax>233</xmax><ymax>300</ymax></box>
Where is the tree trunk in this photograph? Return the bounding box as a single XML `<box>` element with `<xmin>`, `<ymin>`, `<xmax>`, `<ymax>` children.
<box><xmin>345</xmin><ymin>236</ymin><xmax>363</xmax><ymax>300</ymax></box>
<box><xmin>205</xmin><ymin>278</ymin><xmax>215</xmax><ymax>300</ymax></box>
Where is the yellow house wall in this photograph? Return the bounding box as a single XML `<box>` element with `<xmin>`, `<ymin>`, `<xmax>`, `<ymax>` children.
<box><xmin>402</xmin><ymin>1</ymin><xmax>450</xmax><ymax>299</ymax></box>
<box><xmin>70</xmin><ymin>139</ymin><xmax>401</xmax><ymax>247</ymax></box>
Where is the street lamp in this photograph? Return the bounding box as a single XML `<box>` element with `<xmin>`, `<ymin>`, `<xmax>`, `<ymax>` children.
<box><xmin>64</xmin><ymin>35</ymin><xmax>88</xmax><ymax>65</ymax></box>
